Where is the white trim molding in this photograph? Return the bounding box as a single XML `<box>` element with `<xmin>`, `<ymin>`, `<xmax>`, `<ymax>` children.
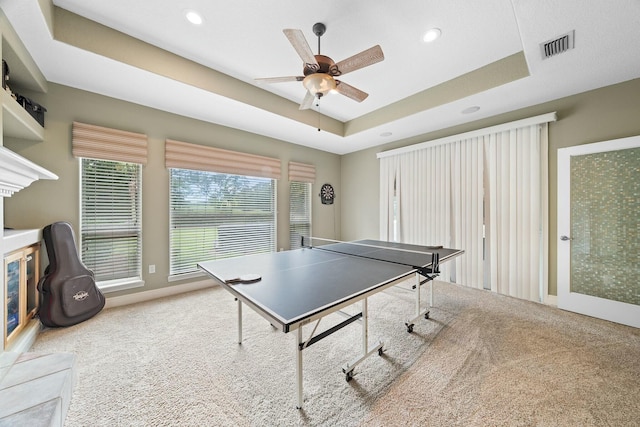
<box><xmin>377</xmin><ymin>112</ymin><xmax>557</xmax><ymax>159</ymax></box>
<box><xmin>0</xmin><ymin>146</ymin><xmax>58</xmax><ymax>197</ymax></box>
<box><xmin>105</xmin><ymin>279</ymin><xmax>217</xmax><ymax>309</ymax></box>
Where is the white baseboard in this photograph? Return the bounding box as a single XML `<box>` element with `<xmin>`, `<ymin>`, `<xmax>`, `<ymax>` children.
<box><xmin>5</xmin><ymin>319</ymin><xmax>41</xmax><ymax>354</ymax></box>
<box><xmin>104</xmin><ymin>279</ymin><xmax>218</xmax><ymax>309</ymax></box>
<box><xmin>544</xmin><ymin>294</ymin><xmax>558</xmax><ymax>307</ymax></box>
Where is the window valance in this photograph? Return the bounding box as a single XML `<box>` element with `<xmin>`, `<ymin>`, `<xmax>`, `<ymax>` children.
<box><xmin>288</xmin><ymin>161</ymin><xmax>316</xmax><ymax>183</ymax></box>
<box><xmin>72</xmin><ymin>121</ymin><xmax>148</xmax><ymax>165</ymax></box>
<box><xmin>165</xmin><ymin>139</ymin><xmax>281</xmax><ymax>180</ymax></box>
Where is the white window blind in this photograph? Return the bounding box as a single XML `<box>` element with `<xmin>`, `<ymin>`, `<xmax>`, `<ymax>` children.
<box><xmin>288</xmin><ymin>162</ymin><xmax>314</xmax><ymax>249</ymax></box>
<box><xmin>169</xmin><ymin>169</ymin><xmax>276</xmax><ymax>276</ymax></box>
<box><xmin>80</xmin><ymin>158</ymin><xmax>142</xmax><ymax>282</ymax></box>
<box><xmin>290</xmin><ymin>181</ymin><xmax>312</xmax><ymax>249</ymax></box>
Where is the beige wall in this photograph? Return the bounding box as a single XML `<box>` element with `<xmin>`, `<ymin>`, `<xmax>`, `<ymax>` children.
<box><xmin>341</xmin><ymin>77</ymin><xmax>640</xmax><ymax>296</ymax></box>
<box><xmin>4</xmin><ymin>83</ymin><xmax>341</xmax><ymax>297</ymax></box>
<box><xmin>7</xmin><ymin>78</ymin><xmax>640</xmax><ymax>299</ymax></box>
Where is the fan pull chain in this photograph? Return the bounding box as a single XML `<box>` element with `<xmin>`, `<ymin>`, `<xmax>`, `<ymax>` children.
<box><xmin>316</xmin><ymin>95</ymin><xmax>322</xmax><ymax>131</ymax></box>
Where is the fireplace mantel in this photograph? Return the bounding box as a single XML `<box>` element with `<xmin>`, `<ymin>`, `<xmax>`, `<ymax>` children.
<box><xmin>0</xmin><ymin>145</ymin><xmax>56</xmax><ymax>353</ymax></box>
<box><xmin>0</xmin><ymin>146</ymin><xmax>58</xmax><ymax>197</ymax></box>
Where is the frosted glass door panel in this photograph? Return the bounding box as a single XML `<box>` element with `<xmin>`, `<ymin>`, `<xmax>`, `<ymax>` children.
<box><xmin>570</xmin><ymin>148</ymin><xmax>639</xmax><ymax>304</ymax></box>
<box><xmin>557</xmin><ymin>136</ymin><xmax>640</xmax><ymax>328</ymax></box>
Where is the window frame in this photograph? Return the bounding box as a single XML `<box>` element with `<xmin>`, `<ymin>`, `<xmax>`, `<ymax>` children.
<box><xmin>168</xmin><ymin>168</ymin><xmax>278</xmax><ymax>280</ymax></box>
<box><xmin>79</xmin><ymin>157</ymin><xmax>144</xmax><ymax>293</ymax></box>
<box><xmin>289</xmin><ymin>180</ymin><xmax>312</xmax><ymax>249</ymax></box>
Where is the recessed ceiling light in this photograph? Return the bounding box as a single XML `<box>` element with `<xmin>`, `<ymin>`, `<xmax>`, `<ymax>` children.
<box><xmin>423</xmin><ymin>28</ymin><xmax>441</xmax><ymax>43</ymax></box>
<box><xmin>462</xmin><ymin>106</ymin><xmax>480</xmax><ymax>114</ymax></box>
<box><xmin>184</xmin><ymin>10</ymin><xmax>203</xmax><ymax>25</ymax></box>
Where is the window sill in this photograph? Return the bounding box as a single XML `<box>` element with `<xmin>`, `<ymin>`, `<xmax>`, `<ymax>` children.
<box><xmin>97</xmin><ymin>277</ymin><xmax>145</xmax><ymax>294</ymax></box>
<box><xmin>168</xmin><ymin>271</ymin><xmax>206</xmax><ymax>283</ymax></box>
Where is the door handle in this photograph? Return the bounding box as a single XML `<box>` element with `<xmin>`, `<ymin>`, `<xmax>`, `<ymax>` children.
<box><xmin>560</xmin><ymin>235</ymin><xmax>573</xmax><ymax>241</ymax></box>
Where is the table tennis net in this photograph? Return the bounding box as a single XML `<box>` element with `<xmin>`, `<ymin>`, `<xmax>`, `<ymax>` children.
<box><xmin>302</xmin><ymin>237</ymin><xmax>441</xmax><ymax>274</ymax></box>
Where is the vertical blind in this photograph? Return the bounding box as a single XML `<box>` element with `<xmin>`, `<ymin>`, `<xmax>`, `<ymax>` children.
<box><xmin>166</xmin><ymin>140</ymin><xmax>280</xmax><ymax>276</ymax></box>
<box><xmin>73</xmin><ymin>122</ymin><xmax>147</xmax><ymax>284</ymax></box>
<box><xmin>378</xmin><ymin>113</ymin><xmax>555</xmax><ymax>302</ymax></box>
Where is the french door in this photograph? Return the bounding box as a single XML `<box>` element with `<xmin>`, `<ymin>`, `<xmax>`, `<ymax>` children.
<box><xmin>557</xmin><ymin>135</ymin><xmax>640</xmax><ymax>328</ymax></box>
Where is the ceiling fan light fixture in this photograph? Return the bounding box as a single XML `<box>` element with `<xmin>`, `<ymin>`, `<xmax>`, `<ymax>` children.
<box><xmin>258</xmin><ymin>23</ymin><xmax>383</xmax><ymax>109</ymax></box>
<box><xmin>302</xmin><ymin>73</ymin><xmax>336</xmax><ymax>96</ymax></box>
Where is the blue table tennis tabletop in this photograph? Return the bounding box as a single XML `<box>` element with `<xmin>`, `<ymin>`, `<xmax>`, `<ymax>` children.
<box><xmin>198</xmin><ymin>239</ymin><xmax>462</xmax><ymax>333</ymax></box>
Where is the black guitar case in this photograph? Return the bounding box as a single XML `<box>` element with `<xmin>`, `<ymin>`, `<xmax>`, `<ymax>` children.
<box><xmin>37</xmin><ymin>221</ymin><xmax>105</xmax><ymax>327</ymax></box>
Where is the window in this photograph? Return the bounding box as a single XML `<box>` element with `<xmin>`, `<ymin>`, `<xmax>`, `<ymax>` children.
<box><xmin>287</xmin><ymin>161</ymin><xmax>315</xmax><ymax>249</ymax></box>
<box><xmin>80</xmin><ymin>158</ymin><xmax>142</xmax><ymax>285</ymax></box>
<box><xmin>290</xmin><ymin>181</ymin><xmax>312</xmax><ymax>249</ymax></box>
<box><xmin>169</xmin><ymin>169</ymin><xmax>276</xmax><ymax>276</ymax></box>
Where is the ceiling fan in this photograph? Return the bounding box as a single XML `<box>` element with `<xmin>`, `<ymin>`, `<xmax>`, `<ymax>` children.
<box><xmin>256</xmin><ymin>22</ymin><xmax>384</xmax><ymax>110</ymax></box>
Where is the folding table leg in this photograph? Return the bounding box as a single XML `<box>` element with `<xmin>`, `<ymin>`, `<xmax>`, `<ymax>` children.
<box><xmin>430</xmin><ymin>279</ymin><xmax>434</xmax><ymax>307</ymax></box>
<box><xmin>342</xmin><ymin>298</ymin><xmax>384</xmax><ymax>381</ymax></box>
<box><xmin>415</xmin><ymin>272</ymin><xmax>422</xmax><ymax>317</ymax></box>
<box><xmin>236</xmin><ymin>298</ymin><xmax>243</xmax><ymax>344</ymax></box>
<box><xmin>362</xmin><ymin>298</ymin><xmax>368</xmax><ymax>355</ymax></box>
<box><xmin>296</xmin><ymin>327</ymin><xmax>303</xmax><ymax>409</ymax></box>
<box><xmin>405</xmin><ymin>272</ymin><xmax>431</xmax><ymax>333</ymax></box>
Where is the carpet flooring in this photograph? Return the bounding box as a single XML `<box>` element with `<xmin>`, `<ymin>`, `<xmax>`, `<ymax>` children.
<box><xmin>30</xmin><ymin>280</ymin><xmax>640</xmax><ymax>426</ymax></box>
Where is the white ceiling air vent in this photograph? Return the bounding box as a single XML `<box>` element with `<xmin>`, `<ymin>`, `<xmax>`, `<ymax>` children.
<box><xmin>540</xmin><ymin>30</ymin><xmax>575</xmax><ymax>59</ymax></box>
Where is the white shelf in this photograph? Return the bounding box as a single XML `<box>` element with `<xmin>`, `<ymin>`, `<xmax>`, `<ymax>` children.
<box><xmin>0</xmin><ymin>10</ymin><xmax>47</xmax><ymax>93</ymax></box>
<box><xmin>1</xmin><ymin>90</ymin><xmax>44</xmax><ymax>141</ymax></box>
<box><xmin>3</xmin><ymin>229</ymin><xmax>41</xmax><ymax>255</ymax></box>
<box><xmin>1</xmin><ymin>8</ymin><xmax>47</xmax><ymax>142</ymax></box>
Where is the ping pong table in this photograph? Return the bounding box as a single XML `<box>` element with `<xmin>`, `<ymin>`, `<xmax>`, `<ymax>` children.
<box><xmin>198</xmin><ymin>238</ymin><xmax>463</xmax><ymax>408</ymax></box>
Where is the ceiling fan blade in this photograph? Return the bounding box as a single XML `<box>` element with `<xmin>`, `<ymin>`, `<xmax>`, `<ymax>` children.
<box><xmin>283</xmin><ymin>29</ymin><xmax>319</xmax><ymax>70</ymax></box>
<box><xmin>335</xmin><ymin>80</ymin><xmax>369</xmax><ymax>102</ymax></box>
<box><xmin>299</xmin><ymin>91</ymin><xmax>316</xmax><ymax>110</ymax></box>
<box><xmin>333</xmin><ymin>45</ymin><xmax>384</xmax><ymax>76</ymax></box>
<box><xmin>255</xmin><ymin>76</ymin><xmax>304</xmax><ymax>84</ymax></box>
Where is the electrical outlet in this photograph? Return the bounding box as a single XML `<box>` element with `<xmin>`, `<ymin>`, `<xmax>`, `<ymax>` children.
<box><xmin>149</xmin><ymin>264</ymin><xmax>156</xmax><ymax>274</ymax></box>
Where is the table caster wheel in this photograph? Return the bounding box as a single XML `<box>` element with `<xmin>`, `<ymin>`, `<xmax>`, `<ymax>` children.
<box><xmin>424</xmin><ymin>311</ymin><xmax>430</xmax><ymax>320</ymax></box>
<box><xmin>378</xmin><ymin>347</ymin><xmax>384</xmax><ymax>356</ymax></box>
<box><xmin>406</xmin><ymin>324</ymin><xmax>414</xmax><ymax>333</ymax></box>
<box><xmin>345</xmin><ymin>370</ymin><xmax>353</xmax><ymax>382</ymax></box>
